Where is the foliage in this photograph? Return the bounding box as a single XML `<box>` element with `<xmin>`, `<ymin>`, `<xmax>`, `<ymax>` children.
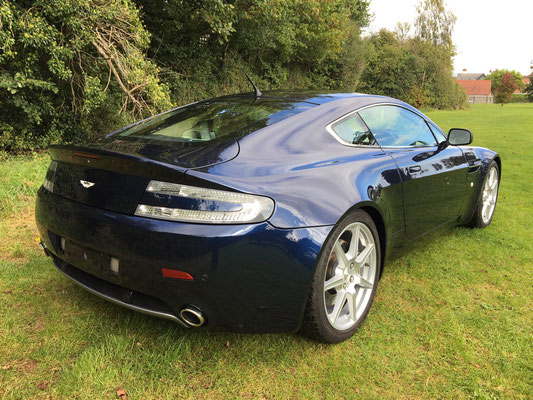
<box><xmin>135</xmin><ymin>0</ymin><xmax>371</xmax><ymax>102</ymax></box>
<box><xmin>0</xmin><ymin>0</ymin><xmax>172</xmax><ymax>152</ymax></box>
<box><xmin>358</xmin><ymin>30</ymin><xmax>466</xmax><ymax>109</ymax></box>
<box><xmin>414</xmin><ymin>0</ymin><xmax>456</xmax><ymax>50</ymax></box>
<box><xmin>357</xmin><ymin>0</ymin><xmax>464</xmax><ymax>110</ymax></box>
<box><xmin>494</xmin><ymin>73</ymin><xmax>519</xmax><ymax>104</ymax></box>
<box><xmin>486</xmin><ymin>69</ymin><xmax>524</xmax><ymax>94</ymax></box>
<box><xmin>1</xmin><ymin>0</ymin><xmax>468</xmax><ymax>152</ymax></box>
<box><xmin>525</xmin><ymin>76</ymin><xmax>533</xmax><ymax>101</ymax></box>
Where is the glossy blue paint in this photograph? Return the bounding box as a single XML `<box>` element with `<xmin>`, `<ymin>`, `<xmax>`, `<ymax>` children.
<box><xmin>34</xmin><ymin>90</ymin><xmax>500</xmax><ymax>333</ymax></box>
<box><xmin>35</xmin><ymin>187</ymin><xmax>332</xmax><ymax>332</ymax></box>
<box><xmin>386</xmin><ymin>144</ymin><xmax>469</xmax><ymax>238</ymax></box>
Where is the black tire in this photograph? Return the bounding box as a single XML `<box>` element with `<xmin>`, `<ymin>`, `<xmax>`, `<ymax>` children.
<box><xmin>467</xmin><ymin>161</ymin><xmax>500</xmax><ymax>228</ymax></box>
<box><xmin>300</xmin><ymin>209</ymin><xmax>381</xmax><ymax>344</ymax></box>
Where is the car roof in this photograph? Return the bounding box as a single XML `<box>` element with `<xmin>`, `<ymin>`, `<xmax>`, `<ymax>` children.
<box><xmin>218</xmin><ymin>91</ymin><xmax>440</xmax><ymax>159</ymax></box>
<box><xmin>218</xmin><ymin>90</ymin><xmax>424</xmax><ymax>118</ymax></box>
<box><xmin>219</xmin><ymin>89</ymin><xmax>392</xmax><ymax>106</ymax></box>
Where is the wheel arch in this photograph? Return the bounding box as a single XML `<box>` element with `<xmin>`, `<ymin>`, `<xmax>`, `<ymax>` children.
<box><xmin>358</xmin><ymin>204</ymin><xmax>387</xmax><ymax>279</ymax></box>
<box><xmin>333</xmin><ymin>201</ymin><xmax>388</xmax><ymax>280</ymax></box>
<box><xmin>493</xmin><ymin>155</ymin><xmax>502</xmax><ymax>177</ymax></box>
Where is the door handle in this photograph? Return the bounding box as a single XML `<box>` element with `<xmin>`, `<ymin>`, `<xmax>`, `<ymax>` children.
<box><xmin>407</xmin><ymin>165</ymin><xmax>422</xmax><ymax>174</ymax></box>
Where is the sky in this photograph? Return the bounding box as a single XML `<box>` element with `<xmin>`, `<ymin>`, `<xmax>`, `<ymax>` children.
<box><xmin>367</xmin><ymin>0</ymin><xmax>533</xmax><ymax>76</ymax></box>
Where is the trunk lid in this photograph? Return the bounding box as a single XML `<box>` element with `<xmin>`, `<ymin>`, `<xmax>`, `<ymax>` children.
<box><xmin>46</xmin><ymin>137</ymin><xmax>238</xmax><ymax>215</ymax></box>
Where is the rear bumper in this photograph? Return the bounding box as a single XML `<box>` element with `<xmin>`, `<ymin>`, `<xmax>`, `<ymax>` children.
<box><xmin>51</xmin><ymin>256</ymin><xmax>188</xmax><ymax>326</ymax></box>
<box><xmin>35</xmin><ymin>187</ymin><xmax>333</xmax><ymax>333</ymax></box>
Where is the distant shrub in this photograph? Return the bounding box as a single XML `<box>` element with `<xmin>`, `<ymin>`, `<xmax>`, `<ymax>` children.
<box><xmin>510</xmin><ymin>94</ymin><xmax>531</xmax><ymax>103</ymax></box>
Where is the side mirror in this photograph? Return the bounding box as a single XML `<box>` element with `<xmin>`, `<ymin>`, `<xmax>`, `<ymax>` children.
<box><xmin>448</xmin><ymin>128</ymin><xmax>473</xmax><ymax>146</ymax></box>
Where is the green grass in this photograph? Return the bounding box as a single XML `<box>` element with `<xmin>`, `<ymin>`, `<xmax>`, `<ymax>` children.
<box><xmin>0</xmin><ymin>104</ymin><xmax>532</xmax><ymax>399</ymax></box>
<box><xmin>0</xmin><ymin>153</ymin><xmax>49</xmax><ymax>219</ymax></box>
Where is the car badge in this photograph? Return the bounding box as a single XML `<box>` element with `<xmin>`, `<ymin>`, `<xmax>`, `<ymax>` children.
<box><xmin>80</xmin><ymin>180</ymin><xmax>96</xmax><ymax>188</ymax></box>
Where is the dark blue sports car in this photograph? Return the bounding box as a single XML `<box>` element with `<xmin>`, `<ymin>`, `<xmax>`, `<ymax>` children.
<box><xmin>35</xmin><ymin>91</ymin><xmax>501</xmax><ymax>343</ymax></box>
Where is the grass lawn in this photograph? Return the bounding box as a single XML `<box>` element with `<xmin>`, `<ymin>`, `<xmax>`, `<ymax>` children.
<box><xmin>0</xmin><ymin>104</ymin><xmax>531</xmax><ymax>399</ymax></box>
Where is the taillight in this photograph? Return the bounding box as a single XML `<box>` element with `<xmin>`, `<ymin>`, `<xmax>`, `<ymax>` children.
<box><xmin>135</xmin><ymin>180</ymin><xmax>274</xmax><ymax>224</ymax></box>
<box><xmin>42</xmin><ymin>161</ymin><xmax>58</xmax><ymax>193</ymax></box>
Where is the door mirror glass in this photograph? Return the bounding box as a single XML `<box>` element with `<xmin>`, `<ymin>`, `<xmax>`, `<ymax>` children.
<box><xmin>448</xmin><ymin>128</ymin><xmax>472</xmax><ymax>145</ymax></box>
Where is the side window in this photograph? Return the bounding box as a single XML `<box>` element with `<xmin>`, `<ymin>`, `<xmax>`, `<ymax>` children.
<box><xmin>329</xmin><ymin>114</ymin><xmax>378</xmax><ymax>146</ymax></box>
<box><xmin>359</xmin><ymin>105</ymin><xmax>437</xmax><ymax>147</ymax></box>
<box><xmin>428</xmin><ymin>122</ymin><xmax>447</xmax><ymax>143</ymax></box>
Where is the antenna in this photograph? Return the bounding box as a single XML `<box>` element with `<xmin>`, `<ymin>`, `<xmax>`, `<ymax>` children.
<box><xmin>244</xmin><ymin>71</ymin><xmax>262</xmax><ymax>98</ymax></box>
<box><xmin>229</xmin><ymin>51</ymin><xmax>262</xmax><ymax>98</ymax></box>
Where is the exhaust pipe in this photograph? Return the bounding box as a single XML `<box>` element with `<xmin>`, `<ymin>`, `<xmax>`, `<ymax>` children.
<box><xmin>39</xmin><ymin>241</ymin><xmax>51</xmax><ymax>257</ymax></box>
<box><xmin>179</xmin><ymin>306</ymin><xmax>206</xmax><ymax>327</ymax></box>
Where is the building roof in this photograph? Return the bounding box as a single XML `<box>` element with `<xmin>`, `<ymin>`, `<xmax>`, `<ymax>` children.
<box><xmin>456</xmin><ymin>79</ymin><xmax>492</xmax><ymax>95</ymax></box>
<box><xmin>456</xmin><ymin>73</ymin><xmax>486</xmax><ymax>80</ymax></box>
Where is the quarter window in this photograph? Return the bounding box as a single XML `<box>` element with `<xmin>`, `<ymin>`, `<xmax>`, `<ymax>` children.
<box><xmin>428</xmin><ymin>122</ymin><xmax>447</xmax><ymax>143</ymax></box>
<box><xmin>330</xmin><ymin>114</ymin><xmax>377</xmax><ymax>146</ymax></box>
<box><xmin>359</xmin><ymin>105</ymin><xmax>437</xmax><ymax>147</ymax></box>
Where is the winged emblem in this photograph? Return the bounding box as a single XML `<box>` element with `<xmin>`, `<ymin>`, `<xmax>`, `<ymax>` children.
<box><xmin>80</xmin><ymin>180</ymin><xmax>95</xmax><ymax>188</ymax></box>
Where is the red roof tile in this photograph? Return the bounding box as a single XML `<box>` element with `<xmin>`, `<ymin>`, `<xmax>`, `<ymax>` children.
<box><xmin>456</xmin><ymin>79</ymin><xmax>491</xmax><ymax>95</ymax></box>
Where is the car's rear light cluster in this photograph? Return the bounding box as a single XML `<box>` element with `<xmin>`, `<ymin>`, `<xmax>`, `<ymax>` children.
<box><xmin>42</xmin><ymin>161</ymin><xmax>58</xmax><ymax>193</ymax></box>
<box><xmin>135</xmin><ymin>180</ymin><xmax>275</xmax><ymax>224</ymax></box>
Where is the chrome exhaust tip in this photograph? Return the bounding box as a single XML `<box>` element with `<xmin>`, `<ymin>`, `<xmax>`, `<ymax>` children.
<box><xmin>179</xmin><ymin>306</ymin><xmax>206</xmax><ymax>327</ymax></box>
<box><xmin>39</xmin><ymin>241</ymin><xmax>50</xmax><ymax>257</ymax></box>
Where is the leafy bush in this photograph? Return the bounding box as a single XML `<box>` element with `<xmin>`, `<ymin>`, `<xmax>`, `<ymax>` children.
<box><xmin>1</xmin><ymin>0</ymin><xmax>467</xmax><ymax>152</ymax></box>
<box><xmin>135</xmin><ymin>0</ymin><xmax>371</xmax><ymax>103</ymax></box>
<box><xmin>509</xmin><ymin>94</ymin><xmax>531</xmax><ymax>103</ymax></box>
<box><xmin>358</xmin><ymin>30</ymin><xmax>466</xmax><ymax>110</ymax></box>
<box><xmin>0</xmin><ymin>0</ymin><xmax>171</xmax><ymax>152</ymax></box>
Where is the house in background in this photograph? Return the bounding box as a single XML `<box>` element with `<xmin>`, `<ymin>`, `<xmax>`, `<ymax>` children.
<box><xmin>456</xmin><ymin>79</ymin><xmax>493</xmax><ymax>104</ymax></box>
<box><xmin>456</xmin><ymin>72</ymin><xmax>486</xmax><ymax>80</ymax></box>
<box><xmin>456</xmin><ymin>67</ymin><xmax>531</xmax><ymax>100</ymax></box>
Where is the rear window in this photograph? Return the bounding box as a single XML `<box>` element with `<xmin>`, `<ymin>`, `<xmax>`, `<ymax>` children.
<box><xmin>115</xmin><ymin>98</ymin><xmax>315</xmax><ymax>143</ymax></box>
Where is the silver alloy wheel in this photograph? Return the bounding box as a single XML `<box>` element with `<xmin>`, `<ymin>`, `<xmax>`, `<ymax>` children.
<box><xmin>323</xmin><ymin>222</ymin><xmax>377</xmax><ymax>331</ymax></box>
<box><xmin>481</xmin><ymin>166</ymin><xmax>499</xmax><ymax>224</ymax></box>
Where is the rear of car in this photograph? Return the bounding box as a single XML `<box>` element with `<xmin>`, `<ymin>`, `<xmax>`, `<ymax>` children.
<box><xmin>35</xmin><ymin>95</ymin><xmax>331</xmax><ymax>332</ymax></box>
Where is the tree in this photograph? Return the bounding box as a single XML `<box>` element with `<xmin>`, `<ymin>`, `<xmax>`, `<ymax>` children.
<box><xmin>414</xmin><ymin>0</ymin><xmax>456</xmax><ymax>50</ymax></box>
<box><xmin>357</xmin><ymin>25</ymin><xmax>466</xmax><ymax>110</ymax></box>
<box><xmin>486</xmin><ymin>69</ymin><xmax>524</xmax><ymax>94</ymax></box>
<box><xmin>494</xmin><ymin>73</ymin><xmax>519</xmax><ymax>104</ymax></box>
<box><xmin>134</xmin><ymin>0</ymin><xmax>371</xmax><ymax>101</ymax></box>
<box><xmin>525</xmin><ymin>76</ymin><xmax>533</xmax><ymax>101</ymax></box>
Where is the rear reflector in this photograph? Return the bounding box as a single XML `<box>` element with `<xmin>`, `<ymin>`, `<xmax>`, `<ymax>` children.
<box><xmin>161</xmin><ymin>268</ymin><xmax>194</xmax><ymax>280</ymax></box>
